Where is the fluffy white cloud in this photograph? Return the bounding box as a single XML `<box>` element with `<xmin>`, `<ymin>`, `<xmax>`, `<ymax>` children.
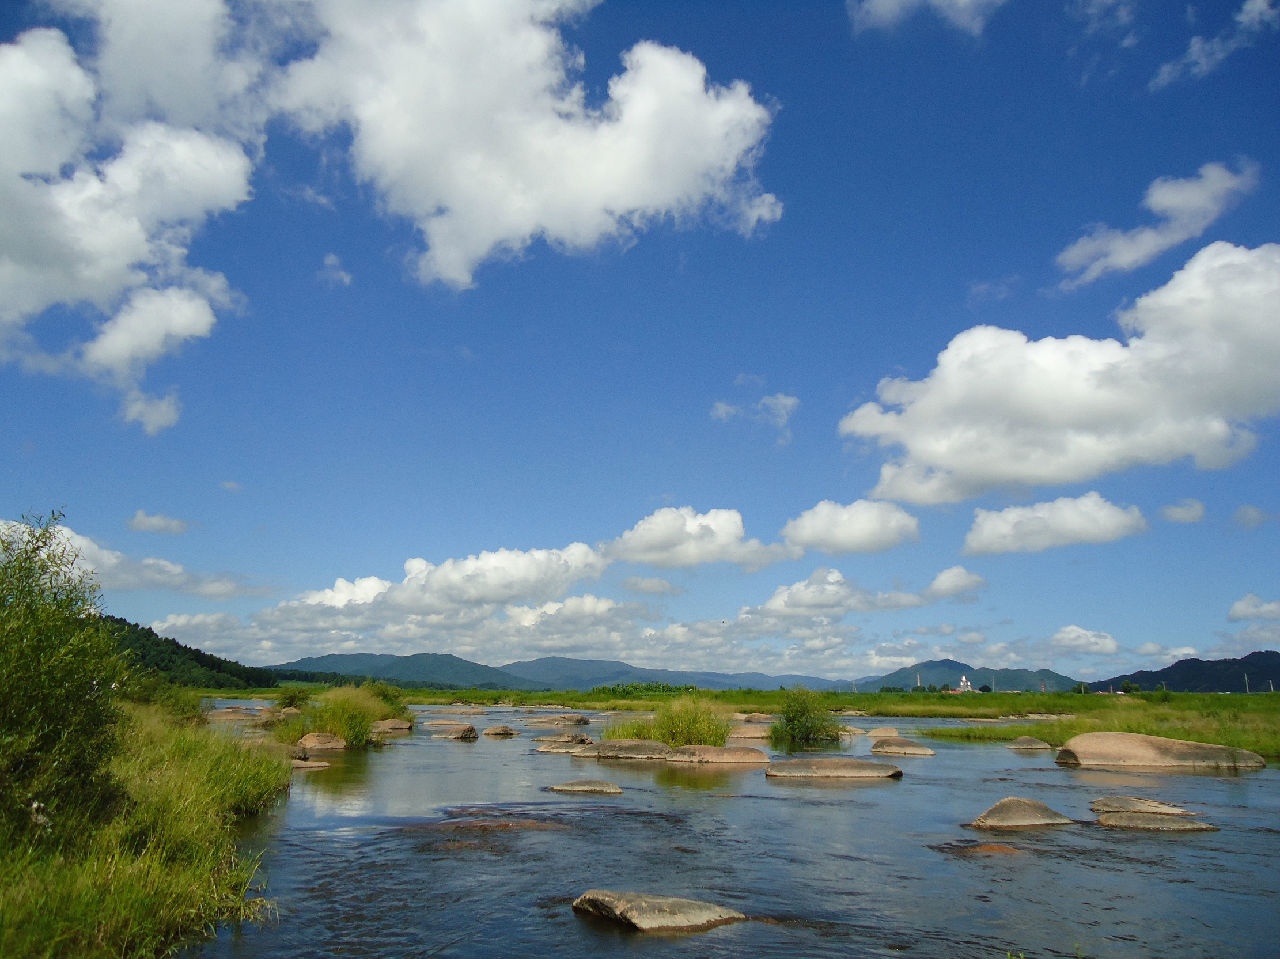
<box><xmin>842</xmin><ymin>242</ymin><xmax>1280</xmax><ymax>504</ymax></box>
<box><xmin>609</xmin><ymin>506</ymin><xmax>797</xmax><ymax>569</ymax></box>
<box><xmin>1228</xmin><ymin>593</ymin><xmax>1280</xmax><ymax>621</ymax></box>
<box><xmin>277</xmin><ymin>0</ymin><xmax>780</xmax><ymax>288</ymax></box>
<box><xmin>847</xmin><ymin>0</ymin><xmax>1010</xmax><ymax>34</ymax></box>
<box><xmin>1135</xmin><ymin>640</ymin><xmax>1198</xmax><ymax>664</ymax></box>
<box><xmin>1160</xmin><ymin>498</ymin><xmax>1205</xmax><ymax>523</ymax></box>
<box><xmin>1150</xmin><ymin>0</ymin><xmax>1279</xmax><ymax>90</ymax></box>
<box><xmin>781</xmin><ymin>499</ymin><xmax>919</xmax><ymax>554</ymax></box>
<box><xmin>128</xmin><ymin>509</ymin><xmax>188</xmax><ymax>534</ymax></box>
<box><xmin>1051</xmin><ymin>624</ymin><xmax>1119</xmax><ymax>655</ymax></box>
<box><xmin>751</xmin><ymin>564</ymin><xmax>984</xmax><ymax>620</ymax></box>
<box><xmin>963</xmin><ymin>492</ymin><xmax>1146</xmax><ymax>554</ymax></box>
<box><xmin>1056</xmin><ymin>161</ymin><xmax>1258</xmax><ymax>287</ymax></box>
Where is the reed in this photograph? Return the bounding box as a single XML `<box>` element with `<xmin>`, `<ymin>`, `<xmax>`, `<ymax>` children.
<box><xmin>603</xmin><ymin>696</ymin><xmax>731</xmax><ymax>746</ymax></box>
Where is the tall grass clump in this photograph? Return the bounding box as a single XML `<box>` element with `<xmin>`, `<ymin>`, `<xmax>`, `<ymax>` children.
<box><xmin>770</xmin><ymin>686</ymin><xmax>843</xmax><ymax>750</ymax></box>
<box><xmin>603</xmin><ymin>697</ymin><xmax>731</xmax><ymax>747</ymax></box>
<box><xmin>0</xmin><ymin>702</ymin><xmax>291</xmax><ymax>958</ymax></box>
<box><xmin>277</xmin><ymin>684</ymin><xmax>413</xmax><ymax>749</ymax></box>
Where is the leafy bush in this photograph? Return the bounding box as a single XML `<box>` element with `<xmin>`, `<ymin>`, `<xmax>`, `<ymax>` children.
<box><xmin>0</xmin><ymin>512</ymin><xmax>126</xmax><ymax>843</ymax></box>
<box><xmin>604</xmin><ymin>697</ymin><xmax>730</xmax><ymax>747</ymax></box>
<box><xmin>770</xmin><ymin>686</ymin><xmax>843</xmax><ymax>749</ymax></box>
<box><xmin>275</xmin><ymin>686</ymin><xmax>313</xmax><ymax>710</ymax></box>
<box><xmin>361</xmin><ymin>679</ymin><xmax>406</xmax><ymax>710</ymax></box>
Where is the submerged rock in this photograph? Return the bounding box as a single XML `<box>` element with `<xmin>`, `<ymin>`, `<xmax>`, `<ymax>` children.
<box><xmin>574</xmin><ymin>739</ymin><xmax>674</xmax><ymax>760</ymax></box>
<box><xmin>571</xmin><ymin>889</ymin><xmax>746</xmax><ymax>932</ymax></box>
<box><xmin>1055</xmin><ymin>732</ymin><xmax>1265</xmax><ymax>771</ymax></box>
<box><xmin>1097</xmin><ymin>811</ymin><xmax>1218</xmax><ymax>832</ymax></box>
<box><xmin>482</xmin><ymin>725</ymin><xmax>518</xmax><ymax>737</ymax></box>
<box><xmin>765</xmin><ymin>758</ymin><xmax>902</xmax><ymax>779</ymax></box>
<box><xmin>548</xmin><ymin>780</ymin><xmax>623</xmax><ymax>795</ymax></box>
<box><xmin>870</xmin><ymin>736</ymin><xmax>936</xmax><ymax>757</ymax></box>
<box><xmin>1006</xmin><ymin>736</ymin><xmax>1053</xmax><ymax>750</ymax></box>
<box><xmin>291</xmin><ymin>758</ymin><xmax>331</xmax><ymax>770</ymax></box>
<box><xmin>297</xmin><ymin>732</ymin><xmax>346</xmax><ymax>751</ymax></box>
<box><xmin>1090</xmin><ymin>796</ymin><xmax>1193</xmax><ymax>816</ymax></box>
<box><xmin>667</xmin><ymin>745</ymin><xmax>770</xmax><ymax>764</ymax></box>
<box><xmin>968</xmin><ymin>797</ymin><xmax>1074</xmax><ymax>829</ymax></box>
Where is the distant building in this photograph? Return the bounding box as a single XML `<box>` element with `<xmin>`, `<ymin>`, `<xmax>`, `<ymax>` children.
<box><xmin>951</xmin><ymin>674</ymin><xmax>974</xmax><ymax>694</ymax></box>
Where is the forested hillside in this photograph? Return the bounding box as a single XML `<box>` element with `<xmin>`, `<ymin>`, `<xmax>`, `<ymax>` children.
<box><xmin>103</xmin><ymin>615</ymin><xmax>279</xmax><ymax>689</ymax></box>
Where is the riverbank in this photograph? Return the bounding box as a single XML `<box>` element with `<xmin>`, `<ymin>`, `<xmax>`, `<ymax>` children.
<box><xmin>0</xmin><ymin>702</ymin><xmax>291</xmax><ymax>959</ymax></box>
<box><xmin>220</xmin><ymin>686</ymin><xmax>1280</xmax><ymax>760</ymax></box>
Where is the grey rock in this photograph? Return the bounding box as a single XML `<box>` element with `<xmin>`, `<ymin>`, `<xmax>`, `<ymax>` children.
<box><xmin>1056</xmin><ymin>732</ymin><xmax>1265</xmax><ymax>771</ymax></box>
<box><xmin>548</xmin><ymin>780</ymin><xmax>623</xmax><ymax>795</ymax></box>
<box><xmin>1097</xmin><ymin>811</ymin><xmax>1218</xmax><ymax>832</ymax></box>
<box><xmin>667</xmin><ymin>745</ymin><xmax>770</xmax><ymax>764</ymax></box>
<box><xmin>1006</xmin><ymin>736</ymin><xmax>1052</xmax><ymax>750</ymax></box>
<box><xmin>432</xmin><ymin>723</ymin><xmax>478</xmax><ymax>741</ymax></box>
<box><xmin>765</xmin><ymin>758</ymin><xmax>902</xmax><ymax>779</ymax></box>
<box><xmin>969</xmin><ymin>796</ymin><xmax>1074</xmax><ymax>829</ymax></box>
<box><xmin>571</xmin><ymin>889</ymin><xmax>746</xmax><ymax>932</ymax></box>
<box><xmin>1090</xmin><ymin>796</ymin><xmax>1193</xmax><ymax>816</ymax></box>
<box><xmin>297</xmin><ymin>732</ymin><xmax>346</xmax><ymax>751</ymax></box>
<box><xmin>481</xmin><ymin>725</ymin><xmax>518</xmax><ymax>737</ymax></box>
<box><xmin>574</xmin><ymin>739</ymin><xmax>674</xmax><ymax>760</ymax></box>
<box><xmin>870</xmin><ymin>736</ymin><xmax>936</xmax><ymax>757</ymax></box>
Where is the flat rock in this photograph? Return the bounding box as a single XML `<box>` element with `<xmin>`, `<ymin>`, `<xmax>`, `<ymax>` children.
<box><xmin>422</xmin><ymin>719</ymin><xmax>472</xmax><ymax>727</ymax></box>
<box><xmin>482</xmin><ymin>725</ymin><xmax>518</xmax><ymax>737</ymax></box>
<box><xmin>532</xmin><ymin>733</ymin><xmax>594</xmax><ymax>744</ymax></box>
<box><xmin>291</xmin><ymin>758</ymin><xmax>330</xmax><ymax>769</ymax></box>
<box><xmin>1055</xmin><ymin>732</ymin><xmax>1265</xmax><ymax>771</ymax></box>
<box><xmin>668</xmin><ymin>745</ymin><xmax>770</xmax><ymax>764</ymax></box>
<box><xmin>574</xmin><ymin>739</ymin><xmax>674</xmax><ymax>760</ymax></box>
<box><xmin>1097</xmin><ymin>811</ymin><xmax>1218</xmax><ymax>832</ymax></box>
<box><xmin>741</xmin><ymin>713</ymin><xmax>775</xmax><ymax>724</ymax></box>
<box><xmin>571</xmin><ymin>889</ymin><xmax>746</xmax><ymax>933</ymax></box>
<box><xmin>548</xmin><ymin>779</ymin><xmax>623</xmax><ymax>795</ymax></box>
<box><xmin>841</xmin><ymin>726</ymin><xmax>867</xmax><ymax>736</ymax></box>
<box><xmin>727</xmin><ymin>724</ymin><xmax>771</xmax><ymax>740</ymax></box>
<box><xmin>871</xmin><ymin>736</ymin><xmax>936</xmax><ymax>756</ymax></box>
<box><xmin>536</xmin><ymin>741</ymin><xmax>594</xmax><ymax>754</ymax></box>
<box><xmin>433</xmin><ymin>724</ymin><xmax>478</xmax><ymax>741</ymax></box>
<box><xmin>969</xmin><ymin>797</ymin><xmax>1074</xmax><ymax>829</ymax></box>
<box><xmin>1006</xmin><ymin>736</ymin><xmax>1052</xmax><ymax>750</ymax></box>
<box><xmin>297</xmin><ymin>732</ymin><xmax>346</xmax><ymax>751</ymax></box>
<box><xmin>526</xmin><ymin>713</ymin><xmax>591</xmax><ymax>727</ymax></box>
<box><xmin>865</xmin><ymin>726</ymin><xmax>899</xmax><ymax>738</ymax></box>
<box><xmin>765</xmin><ymin>758</ymin><xmax>902</xmax><ymax>780</ymax></box>
<box><xmin>1090</xmin><ymin>796</ymin><xmax>1193</xmax><ymax>816</ymax></box>
<box><xmin>371</xmin><ymin>718</ymin><xmax>412</xmax><ymax>733</ymax></box>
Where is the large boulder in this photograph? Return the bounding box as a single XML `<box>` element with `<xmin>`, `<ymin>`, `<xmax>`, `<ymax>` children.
<box><xmin>968</xmin><ymin>797</ymin><xmax>1074</xmax><ymax>829</ymax></box>
<box><xmin>432</xmin><ymin>724</ymin><xmax>478</xmax><ymax>741</ymax></box>
<box><xmin>668</xmin><ymin>745</ymin><xmax>770</xmax><ymax>764</ymax></box>
<box><xmin>765</xmin><ymin>758</ymin><xmax>902</xmax><ymax>780</ymax></box>
<box><xmin>481</xmin><ymin>725</ymin><xmax>518</xmax><ymax>737</ymax></box>
<box><xmin>571</xmin><ymin>889</ymin><xmax>746</xmax><ymax>933</ymax></box>
<box><xmin>574</xmin><ymin>739</ymin><xmax>673</xmax><ymax>760</ymax></box>
<box><xmin>371</xmin><ymin>718</ymin><xmax>412</xmax><ymax>734</ymax></box>
<box><xmin>870</xmin><ymin>736</ymin><xmax>936</xmax><ymax>757</ymax></box>
<box><xmin>548</xmin><ymin>780</ymin><xmax>623</xmax><ymax>795</ymax></box>
<box><xmin>1055</xmin><ymin>732</ymin><xmax>1265</xmax><ymax>771</ymax></box>
<box><xmin>297</xmin><ymin>732</ymin><xmax>346</xmax><ymax>751</ymax></box>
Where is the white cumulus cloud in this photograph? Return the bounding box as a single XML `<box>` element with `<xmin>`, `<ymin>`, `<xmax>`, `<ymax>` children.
<box><xmin>781</xmin><ymin>499</ymin><xmax>919</xmax><ymax>554</ymax></box>
<box><xmin>963</xmin><ymin>492</ymin><xmax>1147</xmax><ymax>555</ymax></box>
<box><xmin>276</xmin><ymin>0</ymin><xmax>780</xmax><ymax>288</ymax></box>
<box><xmin>1056</xmin><ymin>160</ymin><xmax>1258</xmax><ymax>288</ymax></box>
<box><xmin>609</xmin><ymin>506</ymin><xmax>798</xmax><ymax>570</ymax></box>
<box><xmin>128</xmin><ymin>509</ymin><xmax>189</xmax><ymax>534</ymax></box>
<box><xmin>847</xmin><ymin>0</ymin><xmax>1011</xmax><ymax>35</ymax></box>
<box><xmin>1228</xmin><ymin>593</ymin><xmax>1280</xmax><ymax>621</ymax></box>
<box><xmin>1051</xmin><ymin>624</ymin><xmax>1119</xmax><ymax>655</ymax></box>
<box><xmin>841</xmin><ymin>242</ymin><xmax>1280</xmax><ymax>504</ymax></box>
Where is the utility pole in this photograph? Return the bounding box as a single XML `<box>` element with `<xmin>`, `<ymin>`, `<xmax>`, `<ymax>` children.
<box><xmin>1244</xmin><ymin>672</ymin><xmax>1250</xmax><ymax>694</ymax></box>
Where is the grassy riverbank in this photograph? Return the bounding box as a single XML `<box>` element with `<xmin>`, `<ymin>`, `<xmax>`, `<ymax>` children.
<box><xmin>0</xmin><ymin>702</ymin><xmax>291</xmax><ymax>958</ymax></box>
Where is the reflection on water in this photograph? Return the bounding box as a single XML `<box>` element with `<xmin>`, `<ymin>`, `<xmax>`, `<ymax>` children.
<box><xmin>193</xmin><ymin>707</ymin><xmax>1280</xmax><ymax>959</ymax></box>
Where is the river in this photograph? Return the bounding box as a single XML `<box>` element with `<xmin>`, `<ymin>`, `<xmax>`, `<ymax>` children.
<box><xmin>192</xmin><ymin>704</ymin><xmax>1280</xmax><ymax>958</ymax></box>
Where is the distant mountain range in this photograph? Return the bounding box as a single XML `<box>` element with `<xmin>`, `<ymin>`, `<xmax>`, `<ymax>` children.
<box><xmin>265</xmin><ymin>649</ymin><xmax>1279</xmax><ymax>695</ymax></box>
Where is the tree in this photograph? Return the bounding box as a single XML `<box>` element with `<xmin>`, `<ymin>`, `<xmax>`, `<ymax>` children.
<box><xmin>0</xmin><ymin>512</ymin><xmax>124</xmax><ymax>842</ymax></box>
<box><xmin>770</xmin><ymin>686</ymin><xmax>842</xmax><ymax>749</ymax></box>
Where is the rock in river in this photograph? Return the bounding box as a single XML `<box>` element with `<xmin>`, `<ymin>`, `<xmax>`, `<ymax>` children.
<box><xmin>1055</xmin><ymin>732</ymin><xmax>1265</xmax><ymax>771</ymax></box>
<box><xmin>765</xmin><ymin>758</ymin><xmax>902</xmax><ymax>780</ymax></box>
<box><xmin>865</xmin><ymin>726</ymin><xmax>898</xmax><ymax>739</ymax></box>
<box><xmin>433</xmin><ymin>724</ymin><xmax>478</xmax><ymax>741</ymax></box>
<box><xmin>1097</xmin><ymin>811</ymin><xmax>1218</xmax><ymax>832</ymax></box>
<box><xmin>1090</xmin><ymin>796</ymin><xmax>1193</xmax><ymax>816</ymax></box>
<box><xmin>667</xmin><ymin>745</ymin><xmax>770</xmax><ymax>764</ymax></box>
<box><xmin>371</xmin><ymin>718</ymin><xmax>412</xmax><ymax>734</ymax></box>
<box><xmin>573</xmin><ymin>739</ymin><xmax>674</xmax><ymax>760</ymax></box>
<box><xmin>727</xmin><ymin>724</ymin><xmax>771</xmax><ymax>740</ymax></box>
<box><xmin>1006</xmin><ymin>736</ymin><xmax>1052</xmax><ymax>750</ymax></box>
<box><xmin>482</xmin><ymin>725</ymin><xmax>518</xmax><ymax>737</ymax></box>
<box><xmin>548</xmin><ymin>780</ymin><xmax>623</xmax><ymax>795</ymax></box>
<box><xmin>870</xmin><ymin>736</ymin><xmax>936</xmax><ymax>757</ymax></box>
<box><xmin>297</xmin><ymin>732</ymin><xmax>346</xmax><ymax>751</ymax></box>
<box><xmin>571</xmin><ymin>889</ymin><xmax>746</xmax><ymax>932</ymax></box>
<box><xmin>968</xmin><ymin>797</ymin><xmax>1074</xmax><ymax>829</ymax></box>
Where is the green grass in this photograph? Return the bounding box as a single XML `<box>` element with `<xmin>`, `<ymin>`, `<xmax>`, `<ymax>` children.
<box><xmin>265</xmin><ymin>684</ymin><xmax>413</xmax><ymax>749</ymax></box>
<box><xmin>0</xmin><ymin>702</ymin><xmax>291</xmax><ymax>958</ymax></box>
<box><xmin>769</xmin><ymin>686</ymin><xmax>844</xmax><ymax>750</ymax></box>
<box><xmin>602</xmin><ymin>696</ymin><xmax>732</xmax><ymax>747</ymax></box>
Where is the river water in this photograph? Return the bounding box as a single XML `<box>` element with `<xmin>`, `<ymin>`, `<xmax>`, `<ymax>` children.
<box><xmin>192</xmin><ymin>704</ymin><xmax>1280</xmax><ymax>959</ymax></box>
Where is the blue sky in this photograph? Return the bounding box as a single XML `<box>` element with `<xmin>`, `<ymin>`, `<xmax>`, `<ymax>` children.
<box><xmin>3</xmin><ymin>0</ymin><xmax>1278</xmax><ymax>682</ymax></box>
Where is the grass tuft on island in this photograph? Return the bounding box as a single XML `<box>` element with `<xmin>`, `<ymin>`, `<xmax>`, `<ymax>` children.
<box><xmin>602</xmin><ymin>696</ymin><xmax>732</xmax><ymax>747</ymax></box>
<box><xmin>0</xmin><ymin>701</ymin><xmax>291</xmax><ymax>959</ymax></box>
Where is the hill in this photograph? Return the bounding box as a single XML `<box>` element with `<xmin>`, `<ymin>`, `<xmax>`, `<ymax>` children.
<box><xmin>1093</xmin><ymin>650</ymin><xmax>1280</xmax><ymax>693</ymax></box>
<box><xmin>862</xmin><ymin>658</ymin><xmax>1081</xmax><ymax>693</ymax></box>
<box><xmin>267</xmin><ymin>652</ymin><xmax>547</xmax><ymax>690</ymax></box>
<box><xmin>104</xmin><ymin>615</ymin><xmax>279</xmax><ymax>689</ymax></box>
<box><xmin>498</xmin><ymin>656</ymin><xmax>852</xmax><ymax>692</ymax></box>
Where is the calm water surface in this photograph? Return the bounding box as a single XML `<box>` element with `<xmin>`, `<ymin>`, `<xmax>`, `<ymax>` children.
<box><xmin>193</xmin><ymin>705</ymin><xmax>1280</xmax><ymax>959</ymax></box>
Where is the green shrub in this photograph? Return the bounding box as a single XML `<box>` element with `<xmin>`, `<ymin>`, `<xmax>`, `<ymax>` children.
<box><xmin>604</xmin><ymin>697</ymin><xmax>730</xmax><ymax>747</ymax></box>
<box><xmin>770</xmin><ymin>686</ymin><xmax>843</xmax><ymax>749</ymax></box>
<box><xmin>275</xmin><ymin>686</ymin><xmax>312</xmax><ymax>710</ymax></box>
<box><xmin>0</xmin><ymin>512</ymin><xmax>126</xmax><ymax>844</ymax></box>
<box><xmin>361</xmin><ymin>679</ymin><xmax>406</xmax><ymax>710</ymax></box>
